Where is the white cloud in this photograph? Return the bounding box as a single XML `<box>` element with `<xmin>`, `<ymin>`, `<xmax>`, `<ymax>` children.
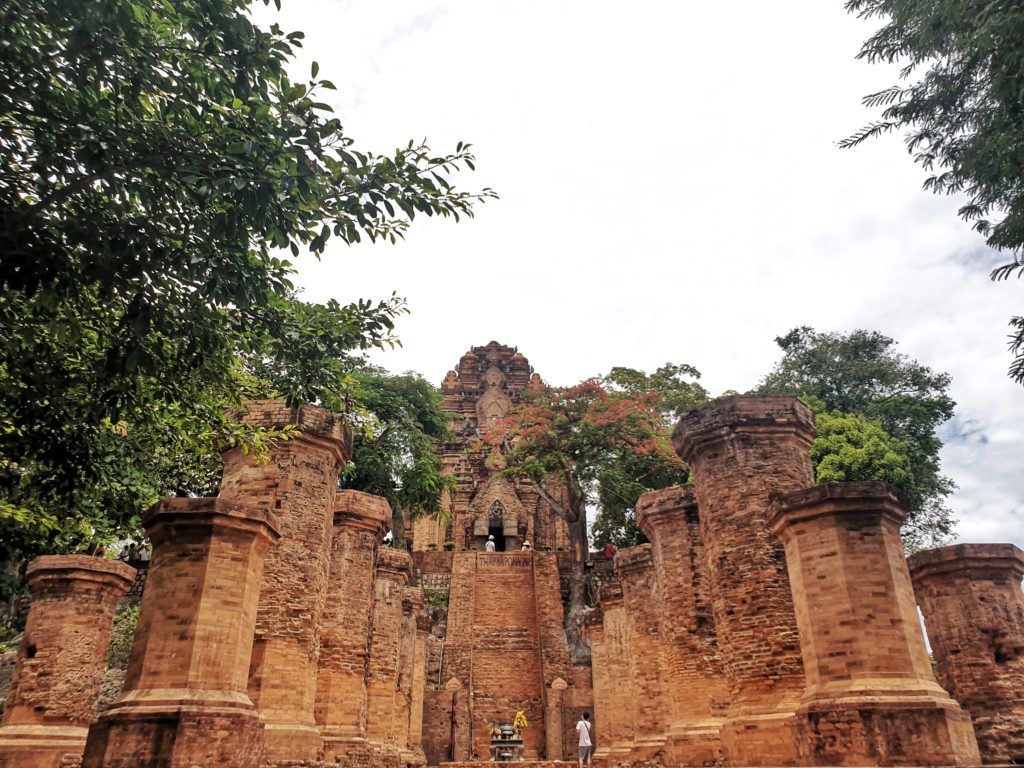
<box><xmin>255</xmin><ymin>1</ymin><xmax>1024</xmax><ymax>550</ymax></box>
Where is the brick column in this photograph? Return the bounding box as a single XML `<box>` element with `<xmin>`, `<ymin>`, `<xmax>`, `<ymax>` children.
<box><xmin>397</xmin><ymin>586</ymin><xmax>424</xmax><ymax>764</ymax></box>
<box><xmin>409</xmin><ymin>614</ymin><xmax>431</xmax><ymax>755</ymax></box>
<box><xmin>317</xmin><ymin>490</ymin><xmax>390</xmax><ymax>763</ymax></box>
<box><xmin>672</xmin><ymin>395</ymin><xmax>812</xmax><ymax>765</ymax></box>
<box><xmin>366</xmin><ymin>549</ymin><xmax>412</xmax><ymax>748</ymax></box>
<box><xmin>771</xmin><ymin>483</ymin><xmax>980</xmax><ymax>766</ymax></box>
<box><xmin>614</xmin><ymin>545</ymin><xmax>668</xmax><ymax>761</ymax></box>
<box><xmin>544</xmin><ymin>677</ymin><xmax>568</xmax><ymax>761</ymax></box>
<box><xmin>82</xmin><ymin>498</ymin><xmax>281</xmax><ymax>768</ymax></box>
<box><xmin>589</xmin><ymin>582</ymin><xmax>632</xmax><ymax>765</ymax></box>
<box><xmin>909</xmin><ymin>543</ymin><xmax>1024</xmax><ymax>764</ymax></box>
<box><xmin>636</xmin><ymin>485</ymin><xmax>727</xmax><ymax>766</ymax></box>
<box><xmin>0</xmin><ymin>556</ymin><xmax>133</xmax><ymax>768</ymax></box>
<box><xmin>220</xmin><ymin>400</ymin><xmax>351</xmax><ymax>763</ymax></box>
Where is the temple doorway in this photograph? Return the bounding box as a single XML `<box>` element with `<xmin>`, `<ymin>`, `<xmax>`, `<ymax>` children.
<box><xmin>488</xmin><ymin>523</ymin><xmax>506</xmax><ymax>551</ymax></box>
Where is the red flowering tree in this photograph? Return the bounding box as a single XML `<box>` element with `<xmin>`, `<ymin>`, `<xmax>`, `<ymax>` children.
<box><xmin>484</xmin><ymin>379</ymin><xmax>686</xmax><ymax>663</ymax></box>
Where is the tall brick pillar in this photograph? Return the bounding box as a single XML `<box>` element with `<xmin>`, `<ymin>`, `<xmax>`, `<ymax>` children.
<box><xmin>0</xmin><ymin>556</ymin><xmax>133</xmax><ymax>768</ymax></box>
<box><xmin>317</xmin><ymin>490</ymin><xmax>390</xmax><ymax>763</ymax></box>
<box><xmin>614</xmin><ymin>545</ymin><xmax>668</xmax><ymax>761</ymax></box>
<box><xmin>672</xmin><ymin>395</ymin><xmax>812</xmax><ymax>765</ymax></box>
<box><xmin>397</xmin><ymin>586</ymin><xmax>425</xmax><ymax>765</ymax></box>
<box><xmin>770</xmin><ymin>483</ymin><xmax>980</xmax><ymax>766</ymax></box>
<box><xmin>220</xmin><ymin>400</ymin><xmax>351</xmax><ymax>763</ymax></box>
<box><xmin>409</xmin><ymin>613</ymin><xmax>431</xmax><ymax>756</ymax></box>
<box><xmin>366</xmin><ymin>548</ymin><xmax>412</xmax><ymax>752</ymax></box>
<box><xmin>636</xmin><ymin>485</ymin><xmax>728</xmax><ymax>766</ymax></box>
<box><xmin>589</xmin><ymin>582</ymin><xmax>632</xmax><ymax>766</ymax></box>
<box><xmin>909</xmin><ymin>543</ymin><xmax>1024</xmax><ymax>764</ymax></box>
<box><xmin>82</xmin><ymin>498</ymin><xmax>281</xmax><ymax>768</ymax></box>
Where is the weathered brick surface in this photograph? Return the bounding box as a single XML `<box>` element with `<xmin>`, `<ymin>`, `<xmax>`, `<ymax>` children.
<box><xmin>636</xmin><ymin>486</ymin><xmax>727</xmax><ymax>766</ymax></box>
<box><xmin>771</xmin><ymin>483</ymin><xmax>980</xmax><ymax>766</ymax></box>
<box><xmin>81</xmin><ymin>497</ymin><xmax>280</xmax><ymax>768</ymax></box>
<box><xmin>590</xmin><ymin>582</ymin><xmax>632</xmax><ymax>766</ymax></box>
<box><xmin>673</xmin><ymin>395</ymin><xmax>812</xmax><ymax>766</ymax></box>
<box><xmin>614</xmin><ymin>545</ymin><xmax>668</xmax><ymax>761</ymax></box>
<box><xmin>0</xmin><ymin>556</ymin><xmax>134</xmax><ymax>768</ymax></box>
<box><xmin>366</xmin><ymin>548</ymin><xmax>411</xmax><ymax>750</ymax></box>
<box><xmin>909</xmin><ymin>542</ymin><xmax>1024</xmax><ymax>764</ymax></box>
<box><xmin>471</xmin><ymin>553</ymin><xmax>545</xmax><ymax>760</ymax></box>
<box><xmin>221</xmin><ymin>400</ymin><xmax>351</xmax><ymax>763</ymax></box>
<box><xmin>318</xmin><ymin>490</ymin><xmax>390</xmax><ymax>762</ymax></box>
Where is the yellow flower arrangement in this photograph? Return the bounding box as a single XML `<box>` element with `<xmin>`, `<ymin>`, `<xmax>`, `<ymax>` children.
<box><xmin>513</xmin><ymin>710</ymin><xmax>528</xmax><ymax>729</ymax></box>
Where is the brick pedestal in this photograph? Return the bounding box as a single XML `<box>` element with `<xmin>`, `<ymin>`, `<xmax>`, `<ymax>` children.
<box><xmin>673</xmin><ymin>396</ymin><xmax>812</xmax><ymax>765</ymax></box>
<box><xmin>367</xmin><ymin>549</ymin><xmax>412</xmax><ymax>752</ymax></box>
<box><xmin>82</xmin><ymin>498</ymin><xmax>281</xmax><ymax>768</ymax></box>
<box><xmin>636</xmin><ymin>486</ymin><xmax>727</xmax><ymax>766</ymax></box>
<box><xmin>909</xmin><ymin>543</ymin><xmax>1024</xmax><ymax>765</ymax></box>
<box><xmin>771</xmin><ymin>483</ymin><xmax>980</xmax><ymax>766</ymax></box>
<box><xmin>220</xmin><ymin>400</ymin><xmax>351</xmax><ymax>763</ymax></box>
<box><xmin>0</xmin><ymin>556</ymin><xmax>134</xmax><ymax>768</ymax></box>
<box><xmin>614</xmin><ymin>545</ymin><xmax>668</xmax><ymax>761</ymax></box>
<box><xmin>317</xmin><ymin>490</ymin><xmax>390</xmax><ymax>763</ymax></box>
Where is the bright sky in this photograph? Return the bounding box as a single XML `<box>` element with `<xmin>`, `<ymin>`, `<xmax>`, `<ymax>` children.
<box><xmin>252</xmin><ymin>1</ymin><xmax>1024</xmax><ymax>549</ymax></box>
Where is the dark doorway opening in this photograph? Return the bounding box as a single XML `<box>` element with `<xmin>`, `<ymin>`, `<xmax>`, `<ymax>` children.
<box><xmin>488</xmin><ymin>524</ymin><xmax>506</xmax><ymax>551</ymax></box>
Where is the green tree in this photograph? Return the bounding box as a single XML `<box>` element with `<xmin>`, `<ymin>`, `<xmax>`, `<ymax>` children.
<box><xmin>590</xmin><ymin>363</ymin><xmax>707</xmax><ymax>549</ymax></box>
<box><xmin>484</xmin><ymin>380</ymin><xmax>686</xmax><ymax>662</ymax></box>
<box><xmin>842</xmin><ymin>1</ymin><xmax>1024</xmax><ymax>381</ymax></box>
<box><xmin>757</xmin><ymin>327</ymin><xmax>956</xmax><ymax>547</ymax></box>
<box><xmin>0</xmin><ymin>0</ymin><xmax>492</xmax><ymax>552</ymax></box>
<box><xmin>341</xmin><ymin>368</ymin><xmax>456</xmax><ymax>546</ymax></box>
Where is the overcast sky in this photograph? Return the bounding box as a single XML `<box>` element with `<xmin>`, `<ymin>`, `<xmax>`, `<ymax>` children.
<box><xmin>252</xmin><ymin>1</ymin><xmax>1024</xmax><ymax>549</ymax></box>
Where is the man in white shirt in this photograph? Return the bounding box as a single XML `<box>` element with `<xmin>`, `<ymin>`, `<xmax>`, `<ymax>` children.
<box><xmin>485</xmin><ymin>534</ymin><xmax>496</xmax><ymax>552</ymax></box>
<box><xmin>576</xmin><ymin>711</ymin><xmax>592</xmax><ymax>768</ymax></box>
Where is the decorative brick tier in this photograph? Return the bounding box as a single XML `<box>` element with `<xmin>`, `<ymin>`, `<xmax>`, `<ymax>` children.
<box><xmin>221</xmin><ymin>400</ymin><xmax>351</xmax><ymax>764</ymax></box>
<box><xmin>909</xmin><ymin>543</ymin><xmax>1024</xmax><ymax>765</ymax></box>
<box><xmin>0</xmin><ymin>556</ymin><xmax>134</xmax><ymax>768</ymax></box>
<box><xmin>673</xmin><ymin>396</ymin><xmax>814</xmax><ymax>766</ymax></box>
<box><xmin>770</xmin><ymin>483</ymin><xmax>980</xmax><ymax>767</ymax></box>
<box><xmin>317</xmin><ymin>490</ymin><xmax>390</xmax><ymax>764</ymax></box>
<box><xmin>82</xmin><ymin>497</ymin><xmax>281</xmax><ymax>768</ymax></box>
<box><xmin>636</xmin><ymin>485</ymin><xmax>727</xmax><ymax>766</ymax></box>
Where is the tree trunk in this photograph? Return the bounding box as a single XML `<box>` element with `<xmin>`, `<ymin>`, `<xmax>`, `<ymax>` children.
<box><xmin>564</xmin><ymin>496</ymin><xmax>591</xmax><ymax>665</ymax></box>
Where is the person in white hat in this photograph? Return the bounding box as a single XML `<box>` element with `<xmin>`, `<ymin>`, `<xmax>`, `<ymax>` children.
<box><xmin>521</xmin><ymin>540</ymin><xmax>532</xmax><ymax>552</ymax></box>
<box><xmin>485</xmin><ymin>534</ymin><xmax>496</xmax><ymax>552</ymax></box>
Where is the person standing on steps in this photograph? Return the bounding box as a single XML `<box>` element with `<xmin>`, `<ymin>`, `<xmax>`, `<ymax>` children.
<box><xmin>485</xmin><ymin>534</ymin><xmax>496</xmax><ymax>552</ymax></box>
<box><xmin>576</xmin><ymin>710</ymin><xmax>592</xmax><ymax>768</ymax></box>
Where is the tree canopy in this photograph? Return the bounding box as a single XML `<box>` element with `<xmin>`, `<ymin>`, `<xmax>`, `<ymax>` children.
<box><xmin>756</xmin><ymin>327</ymin><xmax>956</xmax><ymax>548</ymax></box>
<box><xmin>842</xmin><ymin>1</ymin><xmax>1024</xmax><ymax>382</ymax></box>
<box><xmin>340</xmin><ymin>368</ymin><xmax>456</xmax><ymax>544</ymax></box>
<box><xmin>0</xmin><ymin>0</ymin><xmax>492</xmax><ymax>555</ymax></box>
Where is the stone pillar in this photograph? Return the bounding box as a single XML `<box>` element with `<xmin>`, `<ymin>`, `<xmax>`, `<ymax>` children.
<box><xmin>636</xmin><ymin>485</ymin><xmax>727</xmax><ymax>766</ymax></box>
<box><xmin>770</xmin><ymin>483</ymin><xmax>980</xmax><ymax>766</ymax></box>
<box><xmin>614</xmin><ymin>545</ymin><xmax>668</xmax><ymax>761</ymax></box>
<box><xmin>909</xmin><ymin>543</ymin><xmax>1024</xmax><ymax>764</ymax></box>
<box><xmin>544</xmin><ymin>678</ymin><xmax>568</xmax><ymax>761</ymax></box>
<box><xmin>317</xmin><ymin>490</ymin><xmax>390</xmax><ymax>763</ymax></box>
<box><xmin>409</xmin><ymin>614</ymin><xmax>431</xmax><ymax>755</ymax></box>
<box><xmin>672</xmin><ymin>395</ymin><xmax>812</xmax><ymax>765</ymax></box>
<box><xmin>589</xmin><ymin>582</ymin><xmax>632</xmax><ymax>765</ymax></box>
<box><xmin>366</xmin><ymin>549</ymin><xmax>412</xmax><ymax>749</ymax></box>
<box><xmin>82</xmin><ymin>498</ymin><xmax>281</xmax><ymax>768</ymax></box>
<box><xmin>0</xmin><ymin>556</ymin><xmax>134</xmax><ymax>768</ymax></box>
<box><xmin>220</xmin><ymin>400</ymin><xmax>351</xmax><ymax>763</ymax></box>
